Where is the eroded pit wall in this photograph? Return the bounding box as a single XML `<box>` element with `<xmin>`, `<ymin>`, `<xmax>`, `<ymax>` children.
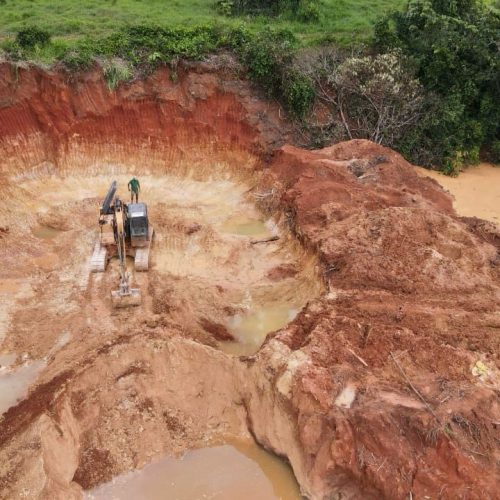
<box><xmin>0</xmin><ymin>60</ymin><xmax>288</xmax><ymax>182</ymax></box>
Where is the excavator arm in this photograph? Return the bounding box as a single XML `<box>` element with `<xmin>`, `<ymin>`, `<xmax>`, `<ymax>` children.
<box><xmin>111</xmin><ymin>200</ymin><xmax>141</xmax><ymax>308</ymax></box>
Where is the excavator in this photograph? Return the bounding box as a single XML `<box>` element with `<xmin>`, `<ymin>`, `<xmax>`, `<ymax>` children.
<box><xmin>90</xmin><ymin>180</ymin><xmax>153</xmax><ymax>308</ymax></box>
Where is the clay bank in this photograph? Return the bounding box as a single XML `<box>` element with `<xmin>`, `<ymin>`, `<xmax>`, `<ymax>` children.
<box><xmin>0</xmin><ymin>59</ymin><xmax>499</xmax><ymax>499</ymax></box>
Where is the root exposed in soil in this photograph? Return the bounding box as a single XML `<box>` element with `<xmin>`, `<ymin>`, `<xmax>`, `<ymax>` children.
<box><xmin>0</xmin><ymin>60</ymin><xmax>499</xmax><ymax>500</ymax></box>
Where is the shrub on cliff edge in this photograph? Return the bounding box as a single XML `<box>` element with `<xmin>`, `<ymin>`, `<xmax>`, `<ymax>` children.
<box><xmin>16</xmin><ymin>27</ymin><xmax>51</xmax><ymax>50</ymax></box>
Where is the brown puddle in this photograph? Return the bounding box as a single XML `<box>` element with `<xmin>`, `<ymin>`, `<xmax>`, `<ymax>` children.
<box><xmin>85</xmin><ymin>439</ymin><xmax>301</xmax><ymax>500</ymax></box>
<box><xmin>32</xmin><ymin>225</ymin><xmax>62</xmax><ymax>240</ymax></box>
<box><xmin>0</xmin><ymin>353</ymin><xmax>16</xmax><ymax>368</ymax></box>
<box><xmin>219</xmin><ymin>215</ymin><xmax>272</xmax><ymax>237</ymax></box>
<box><xmin>220</xmin><ymin>305</ymin><xmax>298</xmax><ymax>356</ymax></box>
<box><xmin>416</xmin><ymin>163</ymin><xmax>500</xmax><ymax>225</ymax></box>
<box><xmin>0</xmin><ymin>359</ymin><xmax>46</xmax><ymax>415</ymax></box>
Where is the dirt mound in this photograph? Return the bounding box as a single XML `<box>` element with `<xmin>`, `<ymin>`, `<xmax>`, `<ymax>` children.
<box><xmin>0</xmin><ymin>61</ymin><xmax>498</xmax><ymax>500</ymax></box>
<box><xmin>256</xmin><ymin>141</ymin><xmax>500</xmax><ymax>498</ymax></box>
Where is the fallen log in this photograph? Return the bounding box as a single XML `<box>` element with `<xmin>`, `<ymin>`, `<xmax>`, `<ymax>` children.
<box><xmin>250</xmin><ymin>235</ymin><xmax>279</xmax><ymax>245</ymax></box>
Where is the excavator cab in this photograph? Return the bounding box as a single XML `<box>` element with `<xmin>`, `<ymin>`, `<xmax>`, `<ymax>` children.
<box><xmin>127</xmin><ymin>203</ymin><xmax>149</xmax><ymax>247</ymax></box>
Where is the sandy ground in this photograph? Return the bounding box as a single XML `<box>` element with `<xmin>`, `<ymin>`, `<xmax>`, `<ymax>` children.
<box><xmin>0</xmin><ymin>168</ymin><xmax>321</xmax><ymax>362</ymax></box>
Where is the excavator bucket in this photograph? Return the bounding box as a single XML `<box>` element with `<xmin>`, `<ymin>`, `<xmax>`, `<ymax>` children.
<box><xmin>111</xmin><ymin>287</ymin><xmax>142</xmax><ymax>308</ymax></box>
<box><xmin>111</xmin><ymin>274</ymin><xmax>141</xmax><ymax>308</ymax></box>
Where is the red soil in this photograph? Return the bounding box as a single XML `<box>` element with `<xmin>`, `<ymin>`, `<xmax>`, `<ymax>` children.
<box><xmin>0</xmin><ymin>58</ymin><xmax>498</xmax><ymax>499</ymax></box>
<box><xmin>259</xmin><ymin>141</ymin><xmax>500</xmax><ymax>498</ymax></box>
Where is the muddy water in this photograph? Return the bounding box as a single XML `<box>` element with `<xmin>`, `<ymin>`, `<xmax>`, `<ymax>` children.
<box><xmin>32</xmin><ymin>225</ymin><xmax>62</xmax><ymax>240</ymax></box>
<box><xmin>221</xmin><ymin>306</ymin><xmax>298</xmax><ymax>356</ymax></box>
<box><xmin>416</xmin><ymin>163</ymin><xmax>500</xmax><ymax>225</ymax></box>
<box><xmin>0</xmin><ymin>353</ymin><xmax>16</xmax><ymax>368</ymax></box>
<box><xmin>0</xmin><ymin>360</ymin><xmax>45</xmax><ymax>415</ymax></box>
<box><xmin>86</xmin><ymin>439</ymin><xmax>301</xmax><ymax>500</ymax></box>
<box><xmin>220</xmin><ymin>215</ymin><xmax>272</xmax><ymax>237</ymax></box>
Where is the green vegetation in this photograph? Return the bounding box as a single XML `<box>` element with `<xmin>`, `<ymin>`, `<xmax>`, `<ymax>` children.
<box><xmin>300</xmin><ymin>0</ymin><xmax>500</xmax><ymax>171</ymax></box>
<box><xmin>304</xmin><ymin>51</ymin><xmax>426</xmax><ymax>149</ymax></box>
<box><xmin>0</xmin><ymin>0</ymin><xmax>409</xmax><ymax>46</ymax></box>
<box><xmin>374</xmin><ymin>0</ymin><xmax>500</xmax><ymax>172</ymax></box>
<box><xmin>15</xmin><ymin>26</ymin><xmax>51</xmax><ymax>49</ymax></box>
<box><xmin>214</xmin><ymin>0</ymin><xmax>319</xmax><ymax>21</ymax></box>
<box><xmin>103</xmin><ymin>58</ymin><xmax>133</xmax><ymax>90</ymax></box>
<box><xmin>215</xmin><ymin>0</ymin><xmax>300</xmax><ymax>16</ymax></box>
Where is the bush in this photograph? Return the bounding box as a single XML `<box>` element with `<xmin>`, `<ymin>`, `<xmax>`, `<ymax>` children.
<box><xmin>215</xmin><ymin>0</ymin><xmax>235</xmax><ymax>16</ymax></box>
<box><xmin>491</xmin><ymin>140</ymin><xmax>500</xmax><ymax>163</ymax></box>
<box><xmin>219</xmin><ymin>23</ymin><xmax>253</xmax><ymax>49</ymax></box>
<box><xmin>307</xmin><ymin>50</ymin><xmax>425</xmax><ymax>149</ymax></box>
<box><xmin>373</xmin><ymin>16</ymin><xmax>399</xmax><ymax>52</ymax></box>
<box><xmin>61</xmin><ymin>38</ymin><xmax>96</xmax><ymax>71</ymax></box>
<box><xmin>3</xmin><ymin>29</ymin><xmax>66</xmax><ymax>64</ymax></box>
<box><xmin>236</xmin><ymin>28</ymin><xmax>296</xmax><ymax>92</ymax></box>
<box><xmin>220</xmin><ymin>25</ymin><xmax>313</xmax><ymax>116</ymax></box>
<box><xmin>215</xmin><ymin>0</ymin><xmax>300</xmax><ymax>16</ymax></box>
<box><xmin>282</xmin><ymin>69</ymin><xmax>315</xmax><ymax>116</ymax></box>
<box><xmin>1</xmin><ymin>40</ymin><xmax>24</xmax><ymax>60</ymax></box>
<box><xmin>101</xmin><ymin>25</ymin><xmax>221</xmax><ymax>65</ymax></box>
<box><xmin>297</xmin><ymin>1</ymin><xmax>320</xmax><ymax>22</ymax></box>
<box><xmin>16</xmin><ymin>27</ymin><xmax>51</xmax><ymax>49</ymax></box>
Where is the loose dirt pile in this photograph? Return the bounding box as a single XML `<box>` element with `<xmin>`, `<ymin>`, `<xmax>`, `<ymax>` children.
<box><xmin>0</xmin><ymin>60</ymin><xmax>498</xmax><ymax>499</ymax></box>
<box><xmin>256</xmin><ymin>142</ymin><xmax>500</xmax><ymax>497</ymax></box>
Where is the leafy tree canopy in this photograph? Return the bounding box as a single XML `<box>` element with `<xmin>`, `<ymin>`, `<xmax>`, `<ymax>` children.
<box><xmin>375</xmin><ymin>0</ymin><xmax>500</xmax><ymax>171</ymax></box>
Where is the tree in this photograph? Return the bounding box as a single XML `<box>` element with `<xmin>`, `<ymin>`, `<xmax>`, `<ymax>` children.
<box><xmin>307</xmin><ymin>50</ymin><xmax>425</xmax><ymax>149</ymax></box>
<box><xmin>374</xmin><ymin>0</ymin><xmax>500</xmax><ymax>170</ymax></box>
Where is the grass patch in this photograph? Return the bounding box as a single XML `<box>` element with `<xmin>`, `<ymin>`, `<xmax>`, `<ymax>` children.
<box><xmin>0</xmin><ymin>0</ymin><xmax>409</xmax><ymax>47</ymax></box>
<box><xmin>103</xmin><ymin>58</ymin><xmax>133</xmax><ymax>90</ymax></box>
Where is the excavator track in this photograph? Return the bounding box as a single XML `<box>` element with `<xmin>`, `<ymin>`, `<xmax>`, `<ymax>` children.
<box><xmin>90</xmin><ymin>240</ymin><xmax>107</xmax><ymax>272</ymax></box>
<box><xmin>134</xmin><ymin>227</ymin><xmax>154</xmax><ymax>271</ymax></box>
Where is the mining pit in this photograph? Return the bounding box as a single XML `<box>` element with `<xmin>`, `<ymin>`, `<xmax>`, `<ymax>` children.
<box><xmin>0</xmin><ymin>60</ymin><xmax>499</xmax><ymax>499</ymax></box>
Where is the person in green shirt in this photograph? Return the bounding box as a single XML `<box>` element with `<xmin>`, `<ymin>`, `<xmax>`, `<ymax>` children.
<box><xmin>128</xmin><ymin>177</ymin><xmax>140</xmax><ymax>203</ymax></box>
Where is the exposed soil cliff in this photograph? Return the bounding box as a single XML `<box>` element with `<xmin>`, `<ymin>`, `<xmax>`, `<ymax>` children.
<box><xmin>257</xmin><ymin>143</ymin><xmax>500</xmax><ymax>498</ymax></box>
<box><xmin>0</xmin><ymin>59</ymin><xmax>498</xmax><ymax>499</ymax></box>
